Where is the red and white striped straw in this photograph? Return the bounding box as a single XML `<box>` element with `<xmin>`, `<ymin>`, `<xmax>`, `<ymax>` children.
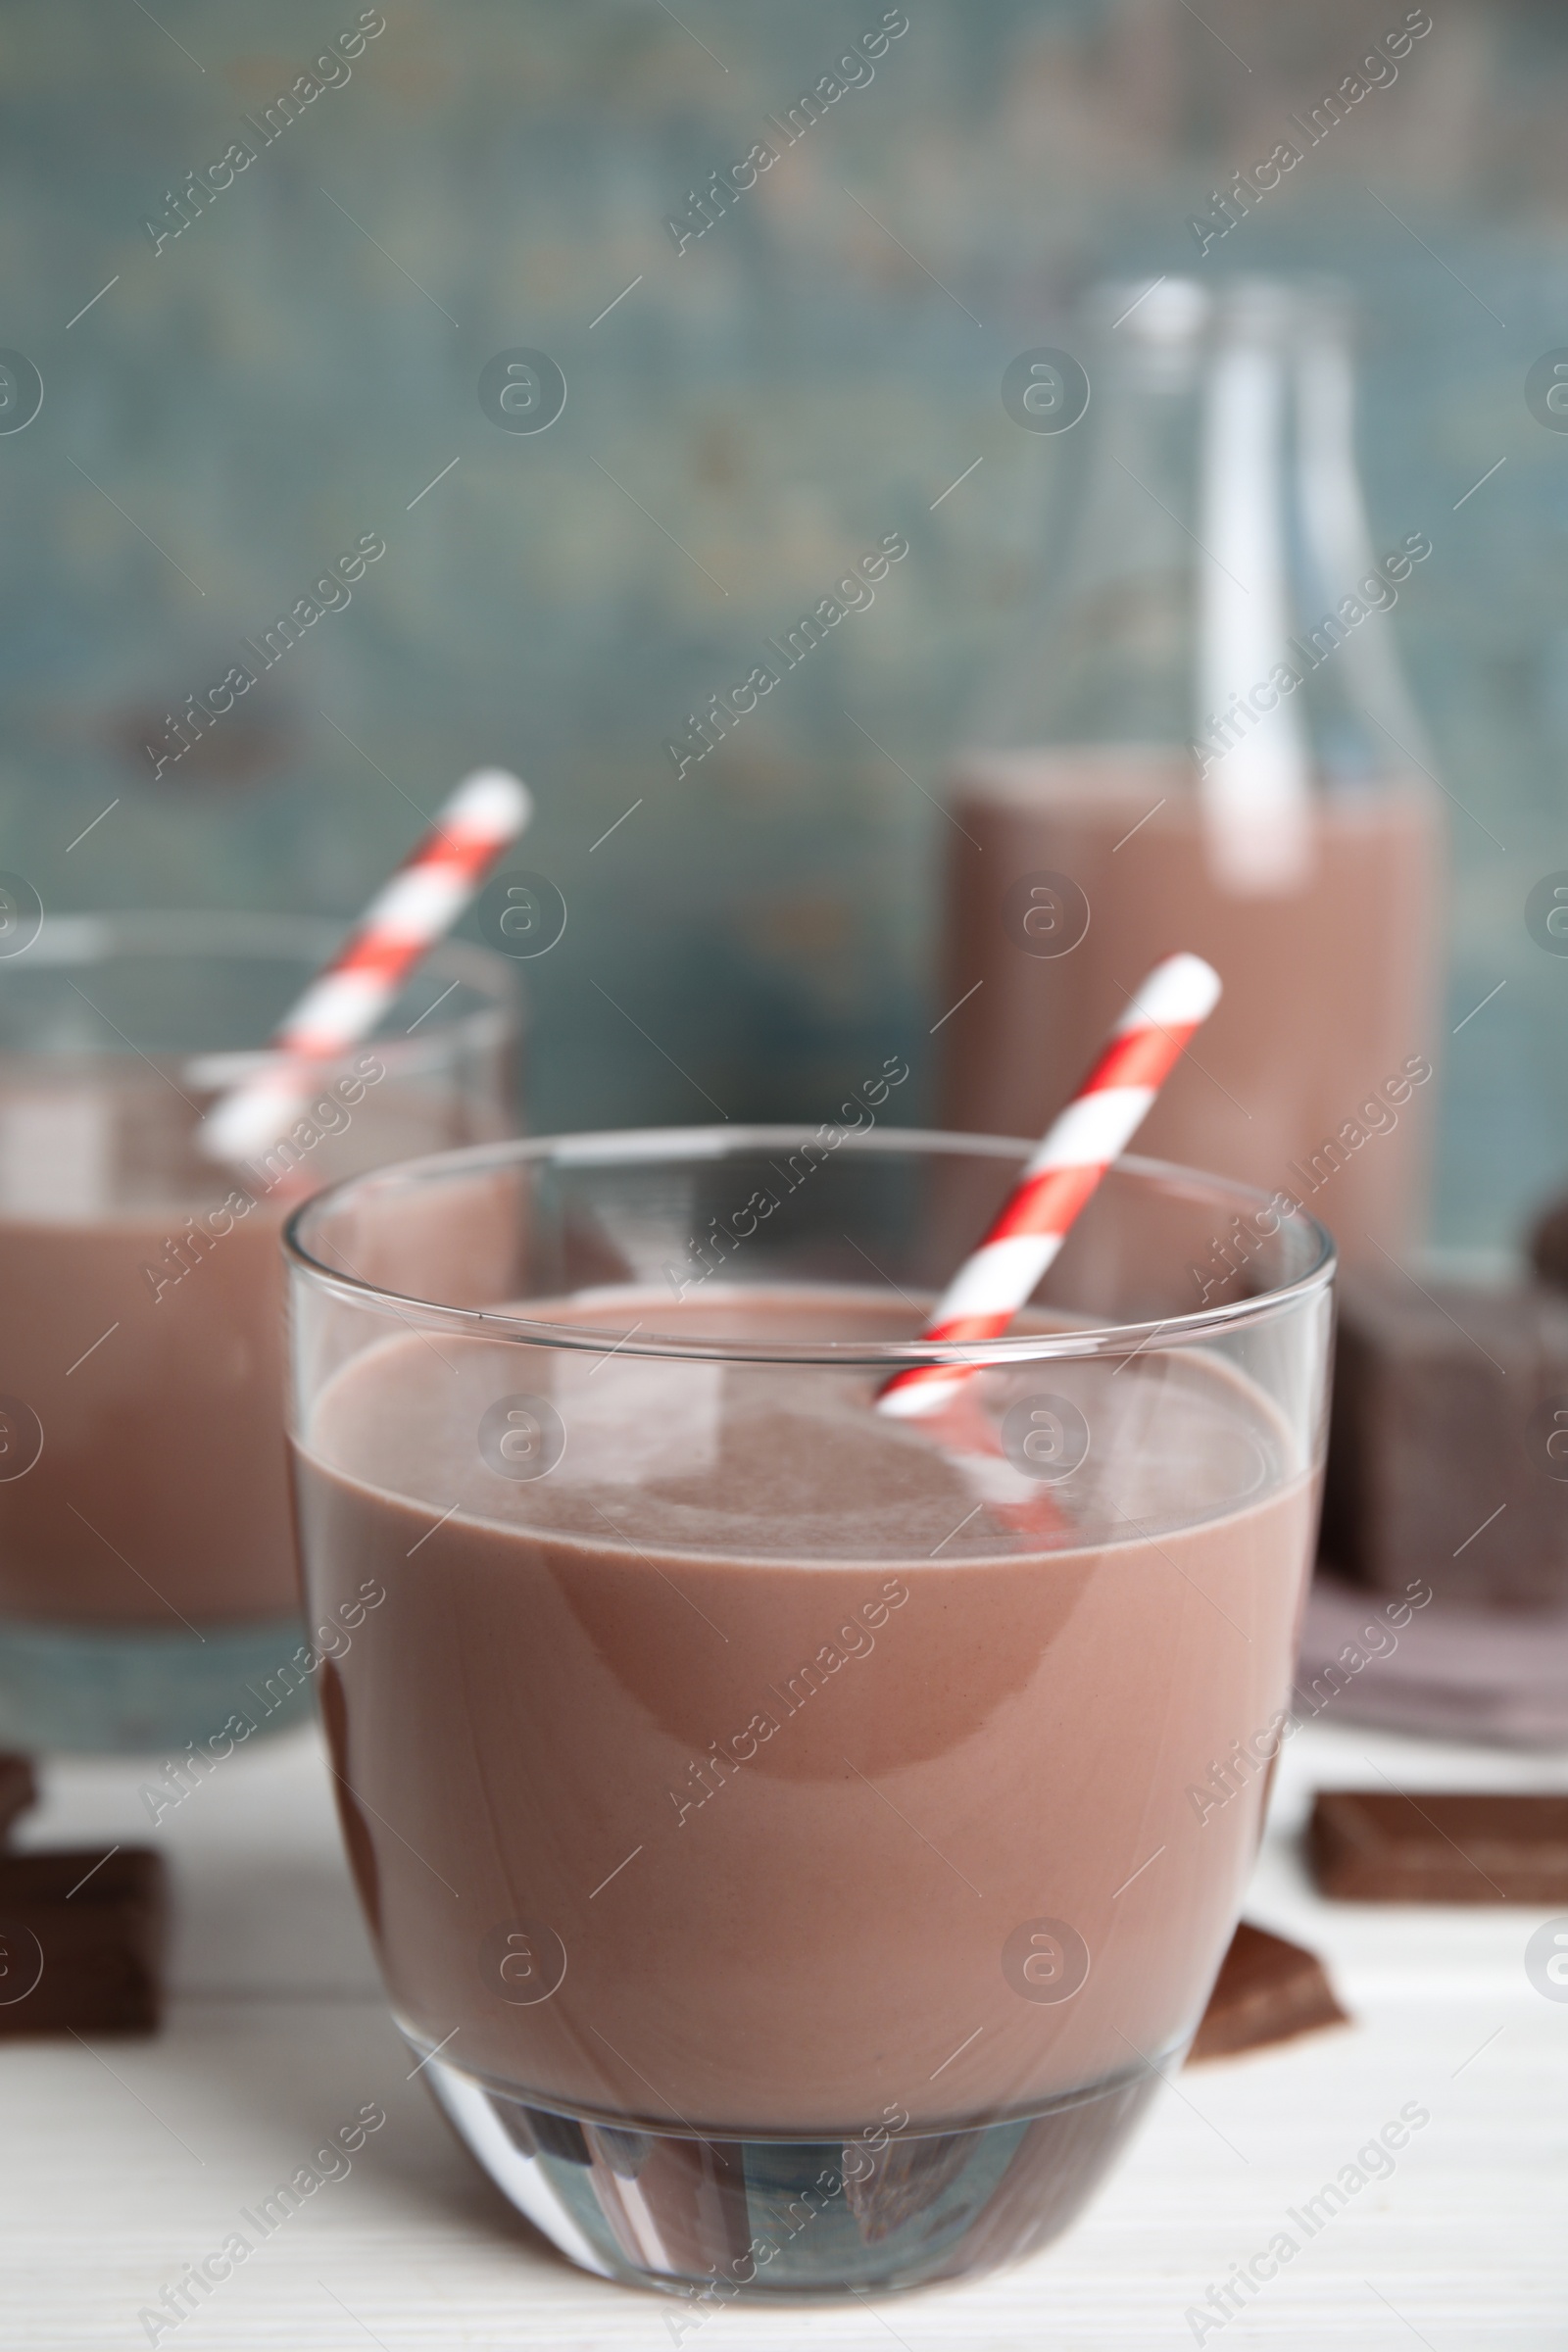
<box><xmin>199</xmin><ymin>766</ymin><xmax>531</xmax><ymax>1163</ymax></box>
<box><xmin>878</xmin><ymin>952</ymin><xmax>1222</xmax><ymax>1417</ymax></box>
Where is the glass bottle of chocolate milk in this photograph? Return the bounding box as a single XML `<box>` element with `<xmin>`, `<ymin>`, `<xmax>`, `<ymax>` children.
<box><xmin>936</xmin><ymin>276</ymin><xmax>1445</xmax><ymax>1271</ymax></box>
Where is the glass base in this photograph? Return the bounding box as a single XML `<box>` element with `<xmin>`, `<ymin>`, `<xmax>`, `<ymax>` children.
<box><xmin>0</xmin><ymin>1613</ymin><xmax>315</xmax><ymax>1753</ymax></box>
<box><xmin>412</xmin><ymin>2032</ymin><xmax>1165</xmax><ymax>2299</ymax></box>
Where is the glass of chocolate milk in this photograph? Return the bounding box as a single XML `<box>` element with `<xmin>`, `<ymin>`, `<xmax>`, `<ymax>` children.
<box><xmin>0</xmin><ymin>912</ymin><xmax>517</xmax><ymax>1751</ymax></box>
<box><xmin>287</xmin><ymin>1126</ymin><xmax>1333</xmax><ymax>2297</ymax></box>
<box><xmin>938</xmin><ymin>278</ymin><xmax>1446</xmax><ymax>1269</ymax></box>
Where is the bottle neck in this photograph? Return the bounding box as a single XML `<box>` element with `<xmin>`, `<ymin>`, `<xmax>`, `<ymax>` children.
<box><xmin>964</xmin><ymin>293</ymin><xmax>1431</xmax><ymax>813</ymax></box>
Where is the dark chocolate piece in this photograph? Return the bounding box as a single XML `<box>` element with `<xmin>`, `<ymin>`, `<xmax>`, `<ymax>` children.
<box><xmin>1321</xmin><ymin>1269</ymin><xmax>1568</xmax><ymax>1608</ymax></box>
<box><xmin>1308</xmin><ymin>1788</ymin><xmax>1568</xmax><ymax>1903</ymax></box>
<box><xmin>0</xmin><ymin>1753</ymin><xmax>36</xmax><ymax>1843</ymax></box>
<box><xmin>1530</xmin><ymin>1193</ymin><xmax>1568</xmax><ymax>1294</ymax></box>
<box><xmin>1188</xmin><ymin>1921</ymin><xmax>1348</xmax><ymax>2062</ymax></box>
<box><xmin>0</xmin><ymin>1847</ymin><xmax>168</xmax><ymax>2035</ymax></box>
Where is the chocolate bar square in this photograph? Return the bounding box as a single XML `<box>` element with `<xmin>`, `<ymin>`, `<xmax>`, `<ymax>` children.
<box><xmin>0</xmin><ymin>1847</ymin><xmax>168</xmax><ymax>2035</ymax></box>
<box><xmin>1530</xmin><ymin>1193</ymin><xmax>1568</xmax><ymax>1293</ymax></box>
<box><xmin>1308</xmin><ymin>1788</ymin><xmax>1568</xmax><ymax>1903</ymax></box>
<box><xmin>0</xmin><ymin>1753</ymin><xmax>35</xmax><ymax>1843</ymax></box>
<box><xmin>1188</xmin><ymin>1922</ymin><xmax>1348</xmax><ymax>2062</ymax></box>
<box><xmin>1321</xmin><ymin>1269</ymin><xmax>1568</xmax><ymax>1607</ymax></box>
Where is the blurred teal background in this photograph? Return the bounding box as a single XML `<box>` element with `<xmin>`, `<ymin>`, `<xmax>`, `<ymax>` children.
<box><xmin>2</xmin><ymin>0</ymin><xmax>1565</xmax><ymax>1249</ymax></box>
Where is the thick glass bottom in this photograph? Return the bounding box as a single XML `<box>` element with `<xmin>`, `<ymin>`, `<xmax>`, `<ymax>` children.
<box><xmin>0</xmin><ymin>1613</ymin><xmax>315</xmax><ymax>1752</ymax></box>
<box><xmin>411</xmin><ymin>2033</ymin><xmax>1166</xmax><ymax>2299</ymax></box>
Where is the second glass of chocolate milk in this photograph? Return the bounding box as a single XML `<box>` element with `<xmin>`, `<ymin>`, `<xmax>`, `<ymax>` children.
<box><xmin>937</xmin><ymin>279</ymin><xmax>1446</xmax><ymax>1271</ymax></box>
<box><xmin>0</xmin><ymin>912</ymin><xmax>517</xmax><ymax>1752</ymax></box>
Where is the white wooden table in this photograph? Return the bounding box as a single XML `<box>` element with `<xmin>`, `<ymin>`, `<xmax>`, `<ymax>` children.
<box><xmin>3</xmin><ymin>1716</ymin><xmax>1564</xmax><ymax>2351</ymax></box>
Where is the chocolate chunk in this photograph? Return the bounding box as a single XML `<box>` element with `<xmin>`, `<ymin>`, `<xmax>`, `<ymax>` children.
<box><xmin>1308</xmin><ymin>1788</ymin><xmax>1568</xmax><ymax>1903</ymax></box>
<box><xmin>0</xmin><ymin>1753</ymin><xmax>36</xmax><ymax>1843</ymax></box>
<box><xmin>1187</xmin><ymin>1922</ymin><xmax>1348</xmax><ymax>2062</ymax></box>
<box><xmin>0</xmin><ymin>1848</ymin><xmax>168</xmax><ymax>2035</ymax></box>
<box><xmin>1530</xmin><ymin>1192</ymin><xmax>1568</xmax><ymax>1294</ymax></box>
<box><xmin>1321</xmin><ymin>1269</ymin><xmax>1568</xmax><ymax>1608</ymax></box>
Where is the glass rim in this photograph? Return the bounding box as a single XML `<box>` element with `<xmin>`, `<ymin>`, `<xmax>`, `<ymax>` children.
<box><xmin>284</xmin><ymin>1124</ymin><xmax>1336</xmax><ymax>1369</ymax></box>
<box><xmin>1</xmin><ymin>907</ymin><xmax>520</xmax><ymax>1077</ymax></box>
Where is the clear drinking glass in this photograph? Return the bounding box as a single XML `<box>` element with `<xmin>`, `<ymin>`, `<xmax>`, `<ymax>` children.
<box><xmin>286</xmin><ymin>1126</ymin><xmax>1333</xmax><ymax>2300</ymax></box>
<box><xmin>0</xmin><ymin>911</ymin><xmax>518</xmax><ymax>1752</ymax></box>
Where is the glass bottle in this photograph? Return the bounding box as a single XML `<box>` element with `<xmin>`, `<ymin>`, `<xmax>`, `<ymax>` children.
<box><xmin>936</xmin><ymin>274</ymin><xmax>1446</xmax><ymax>1268</ymax></box>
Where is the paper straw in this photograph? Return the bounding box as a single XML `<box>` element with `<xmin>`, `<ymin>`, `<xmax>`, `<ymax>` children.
<box><xmin>878</xmin><ymin>953</ymin><xmax>1222</xmax><ymax>1417</ymax></box>
<box><xmin>199</xmin><ymin>767</ymin><xmax>531</xmax><ymax>1163</ymax></box>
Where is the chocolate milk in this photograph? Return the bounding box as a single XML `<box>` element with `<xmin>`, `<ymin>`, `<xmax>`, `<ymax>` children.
<box><xmin>935</xmin><ymin>753</ymin><xmax>1443</xmax><ymax>1266</ymax></box>
<box><xmin>294</xmin><ymin>1286</ymin><xmax>1317</xmax><ymax>2140</ymax></box>
<box><xmin>0</xmin><ymin>1069</ymin><xmax>504</xmax><ymax>1627</ymax></box>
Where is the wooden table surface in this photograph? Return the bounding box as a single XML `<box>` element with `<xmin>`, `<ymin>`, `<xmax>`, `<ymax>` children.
<box><xmin>3</xmin><ymin>1713</ymin><xmax>1564</xmax><ymax>2352</ymax></box>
